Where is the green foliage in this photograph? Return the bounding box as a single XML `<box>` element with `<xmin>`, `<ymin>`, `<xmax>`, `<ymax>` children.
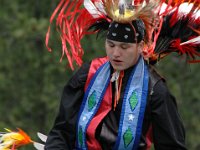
<box><xmin>156</xmin><ymin>55</ymin><xmax>200</xmax><ymax>150</ymax></box>
<box><xmin>0</xmin><ymin>0</ymin><xmax>70</xmax><ymax>149</ymax></box>
<box><xmin>0</xmin><ymin>0</ymin><xmax>199</xmax><ymax>150</ymax></box>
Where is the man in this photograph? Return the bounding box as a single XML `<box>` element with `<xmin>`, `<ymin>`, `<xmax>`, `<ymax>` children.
<box><xmin>45</xmin><ymin>20</ymin><xmax>187</xmax><ymax>150</ymax></box>
<box><xmin>45</xmin><ymin>0</ymin><xmax>199</xmax><ymax>149</ymax></box>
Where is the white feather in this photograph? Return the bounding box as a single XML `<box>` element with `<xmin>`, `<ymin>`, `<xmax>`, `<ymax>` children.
<box><xmin>0</xmin><ymin>133</ymin><xmax>5</xmax><ymax>136</ymax></box>
<box><xmin>119</xmin><ymin>0</ymin><xmax>125</xmax><ymax>5</ymax></box>
<box><xmin>84</xmin><ymin>0</ymin><xmax>101</xmax><ymax>18</ymax></box>
<box><xmin>179</xmin><ymin>3</ymin><xmax>200</xmax><ymax>18</ymax></box>
<box><xmin>37</xmin><ymin>132</ymin><xmax>47</xmax><ymax>143</ymax></box>
<box><xmin>33</xmin><ymin>142</ymin><xmax>45</xmax><ymax>150</ymax></box>
<box><xmin>180</xmin><ymin>36</ymin><xmax>200</xmax><ymax>45</ymax></box>
<box><xmin>118</xmin><ymin>0</ymin><xmax>126</xmax><ymax>14</ymax></box>
<box><xmin>94</xmin><ymin>1</ymin><xmax>106</xmax><ymax>15</ymax></box>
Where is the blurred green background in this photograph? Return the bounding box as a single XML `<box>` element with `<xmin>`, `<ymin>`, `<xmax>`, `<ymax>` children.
<box><xmin>0</xmin><ymin>0</ymin><xmax>199</xmax><ymax>149</ymax></box>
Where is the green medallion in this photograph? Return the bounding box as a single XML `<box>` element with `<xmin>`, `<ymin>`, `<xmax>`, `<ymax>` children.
<box><xmin>78</xmin><ymin>126</ymin><xmax>83</xmax><ymax>147</ymax></box>
<box><xmin>123</xmin><ymin>127</ymin><xmax>133</xmax><ymax>148</ymax></box>
<box><xmin>88</xmin><ymin>91</ymin><xmax>97</xmax><ymax>111</ymax></box>
<box><xmin>129</xmin><ymin>91</ymin><xmax>138</xmax><ymax>111</ymax></box>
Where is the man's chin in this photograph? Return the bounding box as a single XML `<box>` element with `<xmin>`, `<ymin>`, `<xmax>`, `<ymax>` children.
<box><xmin>112</xmin><ymin>65</ymin><xmax>125</xmax><ymax>71</ymax></box>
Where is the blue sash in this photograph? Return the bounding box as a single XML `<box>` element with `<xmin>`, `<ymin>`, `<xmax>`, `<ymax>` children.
<box><xmin>76</xmin><ymin>57</ymin><xmax>149</xmax><ymax>150</ymax></box>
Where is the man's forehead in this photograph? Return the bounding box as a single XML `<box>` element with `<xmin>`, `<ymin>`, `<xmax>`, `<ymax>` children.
<box><xmin>106</xmin><ymin>39</ymin><xmax>135</xmax><ymax>45</ymax></box>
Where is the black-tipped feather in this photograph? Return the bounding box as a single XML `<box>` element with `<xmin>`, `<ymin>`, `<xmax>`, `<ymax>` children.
<box><xmin>152</xmin><ymin>11</ymin><xmax>200</xmax><ymax>64</ymax></box>
<box><xmin>88</xmin><ymin>18</ymin><xmax>110</xmax><ymax>39</ymax></box>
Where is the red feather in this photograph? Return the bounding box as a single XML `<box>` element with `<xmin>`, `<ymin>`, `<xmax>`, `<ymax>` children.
<box><xmin>46</xmin><ymin>0</ymin><xmax>99</xmax><ymax>70</ymax></box>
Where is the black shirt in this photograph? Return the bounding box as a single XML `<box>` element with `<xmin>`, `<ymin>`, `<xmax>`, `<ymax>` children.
<box><xmin>45</xmin><ymin>62</ymin><xmax>187</xmax><ymax>150</ymax></box>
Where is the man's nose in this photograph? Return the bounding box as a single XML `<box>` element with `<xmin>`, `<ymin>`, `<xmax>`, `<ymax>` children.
<box><xmin>112</xmin><ymin>48</ymin><xmax>121</xmax><ymax>57</ymax></box>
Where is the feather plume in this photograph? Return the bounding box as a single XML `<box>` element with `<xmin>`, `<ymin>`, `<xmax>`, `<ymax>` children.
<box><xmin>104</xmin><ymin>0</ymin><xmax>159</xmax><ymax>23</ymax></box>
<box><xmin>37</xmin><ymin>132</ymin><xmax>47</xmax><ymax>143</ymax></box>
<box><xmin>32</xmin><ymin>132</ymin><xmax>48</xmax><ymax>150</ymax></box>
<box><xmin>46</xmin><ymin>0</ymin><xmax>101</xmax><ymax>70</ymax></box>
<box><xmin>84</xmin><ymin>0</ymin><xmax>102</xmax><ymax>18</ymax></box>
<box><xmin>94</xmin><ymin>1</ymin><xmax>107</xmax><ymax>15</ymax></box>
<box><xmin>33</xmin><ymin>142</ymin><xmax>45</xmax><ymax>150</ymax></box>
<box><xmin>46</xmin><ymin>0</ymin><xmax>200</xmax><ymax>68</ymax></box>
<box><xmin>0</xmin><ymin>128</ymin><xmax>33</xmax><ymax>150</ymax></box>
<box><xmin>88</xmin><ymin>18</ymin><xmax>110</xmax><ymax>39</ymax></box>
<box><xmin>181</xmin><ymin>36</ymin><xmax>200</xmax><ymax>45</ymax></box>
<box><xmin>150</xmin><ymin>5</ymin><xmax>200</xmax><ymax>64</ymax></box>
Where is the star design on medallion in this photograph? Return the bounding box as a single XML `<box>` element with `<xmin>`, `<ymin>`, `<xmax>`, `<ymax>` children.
<box><xmin>82</xmin><ymin>116</ymin><xmax>87</xmax><ymax>121</ymax></box>
<box><xmin>128</xmin><ymin>114</ymin><xmax>135</xmax><ymax>121</ymax></box>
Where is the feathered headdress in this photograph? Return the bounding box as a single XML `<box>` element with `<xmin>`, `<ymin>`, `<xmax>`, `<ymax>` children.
<box><xmin>0</xmin><ymin>128</ymin><xmax>33</xmax><ymax>150</ymax></box>
<box><xmin>151</xmin><ymin>1</ymin><xmax>200</xmax><ymax>64</ymax></box>
<box><xmin>0</xmin><ymin>128</ymin><xmax>47</xmax><ymax>150</ymax></box>
<box><xmin>46</xmin><ymin>0</ymin><xmax>200</xmax><ymax>69</ymax></box>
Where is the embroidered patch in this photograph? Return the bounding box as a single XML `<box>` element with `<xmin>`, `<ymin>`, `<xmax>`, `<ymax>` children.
<box><xmin>128</xmin><ymin>114</ymin><xmax>135</xmax><ymax>121</ymax></box>
<box><xmin>123</xmin><ymin>127</ymin><xmax>133</xmax><ymax>148</ymax></box>
<box><xmin>129</xmin><ymin>91</ymin><xmax>138</xmax><ymax>111</ymax></box>
<box><xmin>82</xmin><ymin>116</ymin><xmax>87</xmax><ymax>121</ymax></box>
<box><xmin>88</xmin><ymin>91</ymin><xmax>97</xmax><ymax>111</ymax></box>
<box><xmin>78</xmin><ymin>126</ymin><xmax>83</xmax><ymax>147</ymax></box>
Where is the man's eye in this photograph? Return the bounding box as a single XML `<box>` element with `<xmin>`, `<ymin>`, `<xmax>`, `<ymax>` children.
<box><xmin>109</xmin><ymin>44</ymin><xmax>114</xmax><ymax>47</ymax></box>
<box><xmin>121</xmin><ymin>46</ymin><xmax>128</xmax><ymax>49</ymax></box>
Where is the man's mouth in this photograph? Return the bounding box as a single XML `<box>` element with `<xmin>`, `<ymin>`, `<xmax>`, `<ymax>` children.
<box><xmin>113</xmin><ymin>59</ymin><xmax>122</xmax><ymax>62</ymax></box>
<box><xmin>112</xmin><ymin>59</ymin><xmax>123</xmax><ymax>65</ymax></box>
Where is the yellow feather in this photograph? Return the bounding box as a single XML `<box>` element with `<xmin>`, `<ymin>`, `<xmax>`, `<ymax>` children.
<box><xmin>104</xmin><ymin>0</ymin><xmax>160</xmax><ymax>23</ymax></box>
<box><xmin>0</xmin><ymin>128</ymin><xmax>33</xmax><ymax>150</ymax></box>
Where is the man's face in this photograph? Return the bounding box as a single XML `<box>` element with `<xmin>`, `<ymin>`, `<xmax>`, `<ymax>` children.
<box><xmin>105</xmin><ymin>39</ymin><xmax>143</xmax><ymax>71</ymax></box>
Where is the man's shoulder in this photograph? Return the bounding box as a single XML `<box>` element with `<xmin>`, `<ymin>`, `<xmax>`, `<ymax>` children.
<box><xmin>148</xmin><ymin>65</ymin><xmax>165</xmax><ymax>94</ymax></box>
<box><xmin>67</xmin><ymin>62</ymin><xmax>91</xmax><ymax>88</ymax></box>
<box><xmin>68</xmin><ymin>57</ymin><xmax>108</xmax><ymax>89</ymax></box>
